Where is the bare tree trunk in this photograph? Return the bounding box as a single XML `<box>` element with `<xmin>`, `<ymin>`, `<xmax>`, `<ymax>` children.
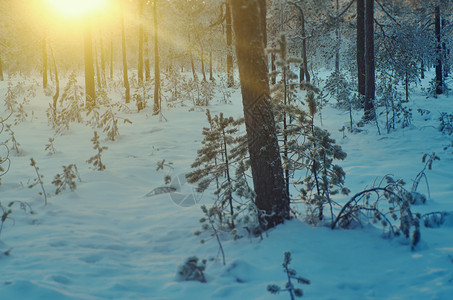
<box><xmin>121</xmin><ymin>8</ymin><xmax>131</xmax><ymax>103</ymax></box>
<box><xmin>435</xmin><ymin>5</ymin><xmax>443</xmax><ymax>95</ymax></box>
<box><xmin>231</xmin><ymin>0</ymin><xmax>290</xmax><ymax>230</ymax></box>
<box><xmin>50</xmin><ymin>47</ymin><xmax>59</xmax><ymax>120</ymax></box>
<box><xmin>209</xmin><ymin>51</ymin><xmax>213</xmax><ymax>81</ymax></box>
<box><xmin>357</xmin><ymin>0</ymin><xmax>365</xmax><ymax>96</ymax></box>
<box><xmin>95</xmin><ymin>42</ymin><xmax>102</xmax><ymax>89</ymax></box>
<box><xmin>100</xmin><ymin>36</ymin><xmax>106</xmax><ymax>86</ymax></box>
<box><xmin>226</xmin><ymin>0</ymin><xmax>234</xmax><ymax>87</ymax></box>
<box><xmin>144</xmin><ymin>29</ymin><xmax>151</xmax><ymax>81</ymax></box>
<box><xmin>110</xmin><ymin>39</ymin><xmax>114</xmax><ymax>80</ymax></box>
<box><xmin>84</xmin><ymin>22</ymin><xmax>96</xmax><ymax>108</ymax></box>
<box><xmin>42</xmin><ymin>36</ymin><xmax>48</xmax><ymax>90</ymax></box>
<box><xmin>153</xmin><ymin>0</ymin><xmax>160</xmax><ymax>114</ymax></box>
<box><xmin>138</xmin><ymin>0</ymin><xmax>144</xmax><ymax>85</ymax></box>
<box><xmin>201</xmin><ymin>46</ymin><xmax>206</xmax><ymax>82</ymax></box>
<box><xmin>364</xmin><ymin>0</ymin><xmax>375</xmax><ymax>120</ymax></box>
<box><xmin>0</xmin><ymin>56</ymin><xmax>3</xmax><ymax>81</ymax></box>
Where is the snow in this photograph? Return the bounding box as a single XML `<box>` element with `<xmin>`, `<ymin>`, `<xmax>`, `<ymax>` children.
<box><xmin>1</xmin><ymin>73</ymin><xmax>453</xmax><ymax>299</ymax></box>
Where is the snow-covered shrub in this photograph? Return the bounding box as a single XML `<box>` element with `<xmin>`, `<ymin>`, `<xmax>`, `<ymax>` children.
<box><xmin>45</xmin><ymin>138</ymin><xmax>57</xmax><ymax>155</ymax></box>
<box><xmin>411</xmin><ymin>153</ymin><xmax>439</xmax><ymax>201</ymax></box>
<box><xmin>0</xmin><ymin>200</ymin><xmax>34</xmax><ymax>240</ymax></box>
<box><xmin>376</xmin><ymin>75</ymin><xmax>412</xmax><ymax>133</ymax></box>
<box><xmin>4</xmin><ymin>124</ymin><xmax>21</xmax><ymax>155</ymax></box>
<box><xmin>332</xmin><ymin>175</ymin><xmax>421</xmax><ymax>250</ymax></box>
<box><xmin>87</xmin><ymin>103</ymin><xmax>132</xmax><ymax>142</ymax></box>
<box><xmin>29</xmin><ymin>158</ymin><xmax>48</xmax><ymax>205</ymax></box>
<box><xmin>176</xmin><ymin>256</ymin><xmax>207</xmax><ymax>283</ymax></box>
<box><xmin>52</xmin><ymin>164</ymin><xmax>81</xmax><ymax>195</ymax></box>
<box><xmin>439</xmin><ymin>112</ymin><xmax>453</xmax><ymax>136</ymax></box>
<box><xmin>187</xmin><ymin>110</ymin><xmax>253</xmax><ymax>230</ymax></box>
<box><xmin>87</xmin><ymin>132</ymin><xmax>107</xmax><ymax>171</ymax></box>
<box><xmin>267</xmin><ymin>251</ymin><xmax>310</xmax><ymax>299</ymax></box>
<box><xmin>47</xmin><ymin>72</ymin><xmax>84</xmax><ymax>134</ymax></box>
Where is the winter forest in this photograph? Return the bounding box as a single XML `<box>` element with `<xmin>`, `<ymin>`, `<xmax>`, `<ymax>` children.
<box><xmin>1</xmin><ymin>0</ymin><xmax>453</xmax><ymax>299</ymax></box>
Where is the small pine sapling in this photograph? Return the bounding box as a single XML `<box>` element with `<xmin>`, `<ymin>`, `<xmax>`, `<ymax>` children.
<box><xmin>195</xmin><ymin>205</ymin><xmax>226</xmax><ymax>266</ymax></box>
<box><xmin>52</xmin><ymin>164</ymin><xmax>81</xmax><ymax>195</ymax></box>
<box><xmin>267</xmin><ymin>252</ymin><xmax>310</xmax><ymax>299</ymax></box>
<box><xmin>156</xmin><ymin>159</ymin><xmax>173</xmax><ymax>184</ymax></box>
<box><xmin>87</xmin><ymin>131</ymin><xmax>108</xmax><ymax>171</ymax></box>
<box><xmin>4</xmin><ymin>124</ymin><xmax>21</xmax><ymax>155</ymax></box>
<box><xmin>176</xmin><ymin>256</ymin><xmax>207</xmax><ymax>283</ymax></box>
<box><xmin>29</xmin><ymin>158</ymin><xmax>48</xmax><ymax>205</ymax></box>
<box><xmin>45</xmin><ymin>138</ymin><xmax>57</xmax><ymax>155</ymax></box>
<box><xmin>187</xmin><ymin>109</ymin><xmax>251</xmax><ymax>230</ymax></box>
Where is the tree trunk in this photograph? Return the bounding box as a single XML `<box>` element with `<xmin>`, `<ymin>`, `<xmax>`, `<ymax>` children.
<box><xmin>357</xmin><ymin>0</ymin><xmax>365</xmax><ymax>96</ymax></box>
<box><xmin>226</xmin><ymin>0</ymin><xmax>234</xmax><ymax>87</ymax></box>
<box><xmin>95</xmin><ymin>42</ymin><xmax>102</xmax><ymax>89</ymax></box>
<box><xmin>121</xmin><ymin>8</ymin><xmax>131</xmax><ymax>103</ymax></box>
<box><xmin>435</xmin><ymin>5</ymin><xmax>443</xmax><ymax>94</ymax></box>
<box><xmin>291</xmin><ymin>2</ymin><xmax>310</xmax><ymax>83</ymax></box>
<box><xmin>50</xmin><ymin>47</ymin><xmax>59</xmax><ymax>120</ymax></box>
<box><xmin>364</xmin><ymin>0</ymin><xmax>375</xmax><ymax>120</ymax></box>
<box><xmin>153</xmin><ymin>0</ymin><xmax>160</xmax><ymax>114</ymax></box>
<box><xmin>42</xmin><ymin>36</ymin><xmax>48</xmax><ymax>90</ymax></box>
<box><xmin>201</xmin><ymin>46</ymin><xmax>206</xmax><ymax>82</ymax></box>
<box><xmin>231</xmin><ymin>0</ymin><xmax>290</xmax><ymax>230</ymax></box>
<box><xmin>335</xmin><ymin>0</ymin><xmax>340</xmax><ymax>73</ymax></box>
<box><xmin>209</xmin><ymin>51</ymin><xmax>213</xmax><ymax>81</ymax></box>
<box><xmin>100</xmin><ymin>36</ymin><xmax>106</xmax><ymax>86</ymax></box>
<box><xmin>144</xmin><ymin>28</ymin><xmax>151</xmax><ymax>81</ymax></box>
<box><xmin>110</xmin><ymin>39</ymin><xmax>114</xmax><ymax>80</ymax></box>
<box><xmin>0</xmin><ymin>56</ymin><xmax>3</xmax><ymax>81</ymax></box>
<box><xmin>84</xmin><ymin>22</ymin><xmax>96</xmax><ymax>108</ymax></box>
<box><xmin>138</xmin><ymin>0</ymin><xmax>144</xmax><ymax>85</ymax></box>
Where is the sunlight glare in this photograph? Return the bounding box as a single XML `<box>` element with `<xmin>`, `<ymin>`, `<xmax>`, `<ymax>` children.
<box><xmin>47</xmin><ymin>0</ymin><xmax>107</xmax><ymax>18</ymax></box>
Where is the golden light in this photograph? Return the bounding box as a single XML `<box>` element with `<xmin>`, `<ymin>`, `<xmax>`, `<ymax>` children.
<box><xmin>46</xmin><ymin>0</ymin><xmax>107</xmax><ymax>18</ymax></box>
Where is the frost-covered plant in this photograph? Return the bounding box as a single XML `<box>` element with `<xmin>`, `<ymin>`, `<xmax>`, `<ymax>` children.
<box><xmin>52</xmin><ymin>164</ymin><xmax>81</xmax><ymax>195</ymax></box>
<box><xmin>267</xmin><ymin>252</ymin><xmax>310</xmax><ymax>299</ymax></box>
<box><xmin>47</xmin><ymin>72</ymin><xmax>84</xmax><ymax>134</ymax></box>
<box><xmin>132</xmin><ymin>83</ymin><xmax>151</xmax><ymax>112</ymax></box>
<box><xmin>87</xmin><ymin>132</ymin><xmax>107</xmax><ymax>171</ymax></box>
<box><xmin>4</xmin><ymin>124</ymin><xmax>21</xmax><ymax>155</ymax></box>
<box><xmin>439</xmin><ymin>112</ymin><xmax>453</xmax><ymax>136</ymax></box>
<box><xmin>332</xmin><ymin>175</ymin><xmax>421</xmax><ymax>250</ymax></box>
<box><xmin>411</xmin><ymin>153</ymin><xmax>439</xmax><ymax>201</ymax></box>
<box><xmin>0</xmin><ymin>200</ymin><xmax>34</xmax><ymax>240</ymax></box>
<box><xmin>187</xmin><ymin>110</ymin><xmax>252</xmax><ymax>229</ymax></box>
<box><xmin>376</xmin><ymin>74</ymin><xmax>413</xmax><ymax>134</ymax></box>
<box><xmin>285</xmin><ymin>91</ymin><xmax>349</xmax><ymax>224</ymax></box>
<box><xmin>195</xmin><ymin>204</ymin><xmax>226</xmax><ymax>266</ymax></box>
<box><xmin>88</xmin><ymin>103</ymin><xmax>132</xmax><ymax>141</ymax></box>
<box><xmin>45</xmin><ymin>138</ymin><xmax>57</xmax><ymax>155</ymax></box>
<box><xmin>176</xmin><ymin>256</ymin><xmax>207</xmax><ymax>283</ymax></box>
<box><xmin>29</xmin><ymin>158</ymin><xmax>48</xmax><ymax>205</ymax></box>
<box><xmin>156</xmin><ymin>159</ymin><xmax>173</xmax><ymax>184</ymax></box>
<box><xmin>0</xmin><ymin>113</ymin><xmax>12</xmax><ymax>187</ymax></box>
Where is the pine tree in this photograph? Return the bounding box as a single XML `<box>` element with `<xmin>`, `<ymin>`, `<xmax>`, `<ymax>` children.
<box><xmin>187</xmin><ymin>110</ymin><xmax>251</xmax><ymax>229</ymax></box>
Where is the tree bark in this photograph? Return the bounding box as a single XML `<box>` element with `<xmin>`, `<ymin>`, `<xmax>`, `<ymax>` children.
<box><xmin>100</xmin><ymin>36</ymin><xmax>106</xmax><ymax>86</ymax></box>
<box><xmin>357</xmin><ymin>0</ymin><xmax>365</xmax><ymax>96</ymax></box>
<box><xmin>84</xmin><ymin>22</ymin><xmax>96</xmax><ymax>108</ymax></box>
<box><xmin>364</xmin><ymin>0</ymin><xmax>375</xmax><ymax>120</ymax></box>
<box><xmin>226</xmin><ymin>0</ymin><xmax>234</xmax><ymax>87</ymax></box>
<box><xmin>144</xmin><ymin>28</ymin><xmax>151</xmax><ymax>81</ymax></box>
<box><xmin>231</xmin><ymin>0</ymin><xmax>289</xmax><ymax>230</ymax></box>
<box><xmin>110</xmin><ymin>39</ymin><xmax>114</xmax><ymax>80</ymax></box>
<box><xmin>42</xmin><ymin>36</ymin><xmax>48</xmax><ymax>90</ymax></box>
<box><xmin>121</xmin><ymin>8</ymin><xmax>131</xmax><ymax>103</ymax></box>
<box><xmin>138</xmin><ymin>0</ymin><xmax>144</xmax><ymax>85</ymax></box>
<box><xmin>435</xmin><ymin>5</ymin><xmax>443</xmax><ymax>95</ymax></box>
<box><xmin>153</xmin><ymin>0</ymin><xmax>160</xmax><ymax>114</ymax></box>
<box><xmin>0</xmin><ymin>56</ymin><xmax>3</xmax><ymax>81</ymax></box>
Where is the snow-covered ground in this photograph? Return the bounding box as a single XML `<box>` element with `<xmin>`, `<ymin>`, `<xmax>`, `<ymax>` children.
<box><xmin>1</xmin><ymin>73</ymin><xmax>453</xmax><ymax>299</ymax></box>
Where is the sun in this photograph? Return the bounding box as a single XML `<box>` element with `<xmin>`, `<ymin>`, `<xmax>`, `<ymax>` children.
<box><xmin>47</xmin><ymin>0</ymin><xmax>107</xmax><ymax>18</ymax></box>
